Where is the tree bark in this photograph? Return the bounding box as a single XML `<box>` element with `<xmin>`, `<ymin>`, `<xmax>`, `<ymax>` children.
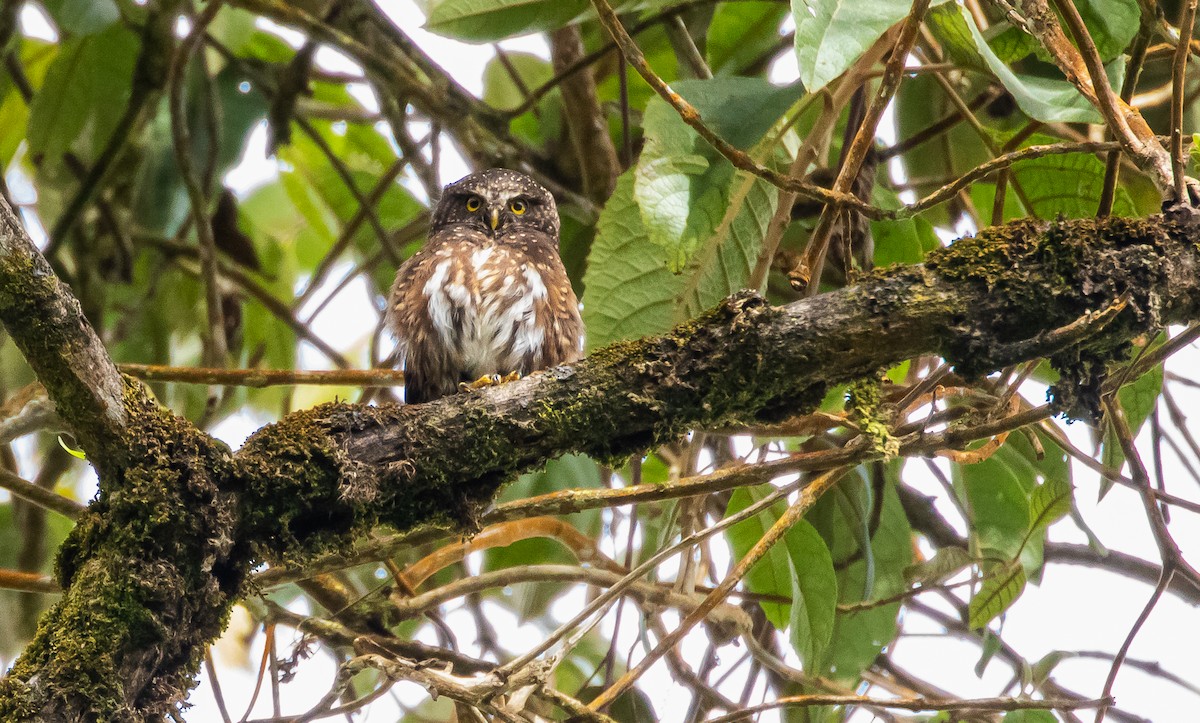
<box><xmin>0</xmin><ymin>184</ymin><xmax>1197</xmax><ymax>719</ymax></box>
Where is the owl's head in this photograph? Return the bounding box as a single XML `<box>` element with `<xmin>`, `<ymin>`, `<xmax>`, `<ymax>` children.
<box><xmin>431</xmin><ymin>168</ymin><xmax>559</xmax><ymax>240</ymax></box>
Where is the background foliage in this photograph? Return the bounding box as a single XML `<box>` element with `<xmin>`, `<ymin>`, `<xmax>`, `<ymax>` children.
<box><xmin>0</xmin><ymin>0</ymin><xmax>1198</xmax><ymax>720</ymax></box>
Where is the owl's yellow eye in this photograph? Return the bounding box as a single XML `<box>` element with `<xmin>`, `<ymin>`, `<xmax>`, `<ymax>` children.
<box><xmin>465</xmin><ymin>196</ymin><xmax>482</xmax><ymax>212</ymax></box>
<box><xmin>510</xmin><ymin>200</ymin><xmax>526</xmax><ymax>215</ymax></box>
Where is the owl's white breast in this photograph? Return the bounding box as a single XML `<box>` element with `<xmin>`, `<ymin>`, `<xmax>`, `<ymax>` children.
<box><xmin>422</xmin><ymin>244</ymin><xmax>547</xmax><ymax>378</ymax></box>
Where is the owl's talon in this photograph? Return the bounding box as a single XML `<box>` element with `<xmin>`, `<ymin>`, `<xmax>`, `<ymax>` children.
<box><xmin>458</xmin><ymin>372</ymin><xmax>522</xmax><ymax>393</ymax></box>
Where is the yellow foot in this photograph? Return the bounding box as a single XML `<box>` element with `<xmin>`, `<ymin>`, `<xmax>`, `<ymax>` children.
<box><xmin>458</xmin><ymin>371</ymin><xmax>522</xmax><ymax>393</ymax></box>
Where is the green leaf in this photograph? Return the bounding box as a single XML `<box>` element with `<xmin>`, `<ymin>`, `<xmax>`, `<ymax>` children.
<box><xmin>870</xmin><ymin>215</ymin><xmax>940</xmax><ymax>267</ymax></box>
<box><xmin>903</xmin><ymin>546</ymin><xmax>973</xmax><ymax>586</ymax></box>
<box><xmin>1027</xmin><ymin>478</ymin><xmax>1072</xmax><ymax>535</ymax></box>
<box><xmin>675</xmin><ymin>77</ymin><xmax>805</xmax><ymax>151</ymax></box>
<box><xmin>1101</xmin><ymin>361</ymin><xmax>1163</xmax><ymax>482</ymax></box>
<box><xmin>40</xmin><ymin>0</ymin><xmax>120</xmax><ymax>36</ymax></box>
<box><xmin>634</xmin><ymin>106</ymin><xmax>717</xmax><ymax>271</ymax></box>
<box><xmin>970</xmin><ymin>132</ymin><xmax>1136</xmax><ymax>221</ymax></box>
<box><xmin>497</xmin><ymin>454</ymin><xmax>603</xmax><ymax>537</ymax></box>
<box><xmin>483</xmin><ymin>52</ymin><xmax>553</xmax><ymax>112</ymax></box>
<box><xmin>584</xmin><ymin>140</ymin><xmax>777</xmax><ymax>349</ymax></box>
<box><xmin>933</xmin><ymin>4</ymin><xmax>1125</xmax><ymax>124</ymax></box>
<box><xmin>892</xmin><ymin>73</ymin><xmax>994</xmax><ymax>228</ymax></box>
<box><xmin>1073</xmin><ymin>0</ymin><xmax>1140</xmax><ymax>62</ymax></box>
<box><xmin>785</xmin><ymin>520</ymin><xmax>839</xmax><ymax>669</ymax></box>
<box><xmin>969</xmin><ymin>561</ymin><xmax>1027</xmax><ymax>628</ymax></box>
<box><xmin>483</xmin><ymin>537</ymin><xmax>577</xmax><ymax>622</ymax></box>
<box><xmin>634</xmin><ymin>78</ymin><xmax>793</xmax><ymax>271</ymax></box>
<box><xmin>481</xmin><ymin>52</ymin><xmax>563</xmax><ymax>149</ymax></box>
<box><xmin>423</xmin><ymin>0</ymin><xmax>589</xmax><ymax>42</ymax></box>
<box><xmin>791</xmin><ymin>0</ymin><xmax>913</xmax><ymax>92</ymax></box>
<box><xmin>707</xmin><ymin>2</ymin><xmax>790</xmax><ymax>76</ymax></box>
<box><xmin>725</xmin><ymin>487</ymin><xmax>795</xmax><ymax>629</ymax></box>
<box><xmin>808</xmin><ymin>465</ymin><xmax>912</xmax><ymax>681</ymax></box>
<box><xmin>0</xmin><ymin>40</ymin><xmax>56</xmax><ymax>167</ymax></box>
<box><xmin>1030</xmin><ymin>650</ymin><xmax>1070</xmax><ymax>688</ymax></box>
<box><xmin>27</xmin><ymin>24</ymin><xmax>140</xmax><ymax>163</ymax></box>
<box><xmin>725</xmin><ymin>487</ymin><xmax>838</xmax><ymax>667</ymax></box>
<box><xmin>952</xmin><ymin>442</ymin><xmax>1034</xmax><ymax>563</ymax></box>
<box><xmin>582</xmin><ymin>171</ymin><xmax>683</xmax><ymax>349</ymax></box>
<box><xmin>1003</xmin><ymin>710</ymin><xmax>1058</xmax><ymax>723</ymax></box>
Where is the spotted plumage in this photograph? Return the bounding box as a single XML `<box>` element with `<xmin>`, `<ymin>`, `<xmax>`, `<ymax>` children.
<box><xmin>388</xmin><ymin>169</ymin><xmax>583</xmax><ymax>403</ymax></box>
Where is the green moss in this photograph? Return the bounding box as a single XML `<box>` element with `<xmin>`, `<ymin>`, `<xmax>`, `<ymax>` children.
<box><xmin>846</xmin><ymin>377</ymin><xmax>899</xmax><ymax>458</ymax></box>
<box><xmin>925</xmin><ymin>216</ymin><xmax>1175</xmax><ymax>417</ymax></box>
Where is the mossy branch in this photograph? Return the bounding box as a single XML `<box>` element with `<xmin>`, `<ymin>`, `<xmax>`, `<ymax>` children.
<box><xmin>0</xmin><ymin>204</ymin><xmax>1199</xmax><ymax>720</ymax></box>
<box><xmin>0</xmin><ymin>194</ymin><xmax>128</xmax><ymax>463</ymax></box>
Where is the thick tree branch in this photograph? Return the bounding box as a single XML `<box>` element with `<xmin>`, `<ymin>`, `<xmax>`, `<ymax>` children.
<box><xmin>0</xmin><ymin>195</ymin><xmax>128</xmax><ymax>459</ymax></box>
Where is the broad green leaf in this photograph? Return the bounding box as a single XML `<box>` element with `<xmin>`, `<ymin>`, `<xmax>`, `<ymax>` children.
<box><xmin>483</xmin><ymin>537</ymin><xmax>577</xmax><ymax>622</ymax></box>
<box><xmin>707</xmin><ymin>2</ymin><xmax>790</xmax><ymax>76</ymax></box>
<box><xmin>128</xmin><ymin>65</ymin><xmax>267</xmax><ymax>237</ymax></box>
<box><xmin>892</xmin><ymin>73</ymin><xmax>994</xmax><ymax>228</ymax></box>
<box><xmin>870</xmin><ymin>213</ymin><xmax>940</xmax><ymax>267</ymax></box>
<box><xmin>497</xmin><ymin>454</ymin><xmax>603</xmax><ymax>536</ymax></box>
<box><xmin>483</xmin><ymin>53</ymin><xmax>554</xmax><ymax>112</ymax></box>
<box><xmin>582</xmin><ymin>170</ymin><xmax>683</xmax><ymax>349</ymax></box>
<box><xmin>482</xmin><ymin>52</ymin><xmax>562</xmax><ymax>148</ymax></box>
<box><xmin>969</xmin><ymin>562</ymin><xmax>1026</xmax><ymax>628</ymax></box>
<box><xmin>969</xmin><ymin>133</ymin><xmax>1137</xmax><ymax>221</ymax></box>
<box><xmin>725</xmin><ymin>486</ymin><xmax>838</xmax><ymax>666</ymax></box>
<box><xmin>41</xmin><ymin>0</ymin><xmax>120</xmax><ymax>36</ymax></box>
<box><xmin>0</xmin><ymin>40</ymin><xmax>57</xmax><ymax>167</ymax></box>
<box><xmin>833</xmin><ymin>470</ymin><xmax>875</xmax><ymax>599</ymax></box>
<box><xmin>808</xmin><ymin>464</ymin><xmax>912</xmax><ymax>680</ymax></box>
<box><xmin>277</xmin><ymin>122</ymin><xmax>420</xmax><ymax>288</ymax></box>
<box><xmin>786</xmin><ymin>519</ymin><xmax>839</xmax><ymax>670</ymax></box>
<box><xmin>1101</xmin><ymin>362</ymin><xmax>1163</xmax><ymax>482</ymax></box>
<box><xmin>935</xmin><ymin>4</ymin><xmax>1125</xmax><ymax>124</ymax></box>
<box><xmin>791</xmin><ymin>0</ymin><xmax>912</xmax><ymax>92</ymax></box>
<box><xmin>675</xmin><ymin>77</ymin><xmax>806</xmax><ymax>151</ymax></box>
<box><xmin>634</xmin><ymin>78</ymin><xmax>792</xmax><ymax>271</ymax></box>
<box><xmin>585</xmin><ymin>138</ymin><xmax>777</xmax><ymax>349</ymax></box>
<box><xmin>27</xmin><ymin>24</ymin><xmax>140</xmax><ymax>163</ymax></box>
<box><xmin>1003</xmin><ymin>712</ymin><xmax>1058</xmax><ymax>723</ymax></box>
<box><xmin>903</xmin><ymin>546</ymin><xmax>973</xmax><ymax>586</ymax></box>
<box><xmin>871</xmin><ymin>216</ymin><xmax>940</xmax><ymax>266</ymax></box>
<box><xmin>725</xmin><ymin>487</ymin><xmax>794</xmax><ymax>628</ymax></box>
<box><xmin>952</xmin><ymin>442</ymin><xmax>1034</xmax><ymax>563</ymax></box>
<box><xmin>423</xmin><ymin>0</ymin><xmax>589</xmax><ymax>42</ymax></box>
<box><xmin>678</xmin><ymin>167</ymin><xmax>777</xmax><ymax>318</ymax></box>
<box><xmin>1073</xmin><ymin>0</ymin><xmax>1140</xmax><ymax>62</ymax></box>
<box><xmin>634</xmin><ymin>96</ymin><xmax>718</xmax><ymax>270</ymax></box>
<box><xmin>1027</xmin><ymin>478</ymin><xmax>1072</xmax><ymax>534</ymax></box>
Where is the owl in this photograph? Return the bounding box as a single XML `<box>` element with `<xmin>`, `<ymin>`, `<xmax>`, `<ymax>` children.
<box><xmin>387</xmin><ymin>169</ymin><xmax>584</xmax><ymax>404</ymax></box>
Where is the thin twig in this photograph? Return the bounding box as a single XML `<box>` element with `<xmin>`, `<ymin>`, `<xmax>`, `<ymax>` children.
<box><xmin>1094</xmin><ymin>566</ymin><xmax>1174</xmax><ymax>723</ymax></box>
<box><xmin>587</xmin><ymin>467</ymin><xmax>850</xmax><ymax>710</ymax></box>
<box><xmin>1169</xmin><ymin>0</ymin><xmax>1199</xmax><ymax>200</ymax></box>
<box><xmin>170</xmin><ymin>0</ymin><xmax>228</xmax><ymax>369</ymax></box>
<box><xmin>706</xmin><ymin>694</ymin><xmax>1111</xmax><ymax>722</ymax></box>
<box><xmin>120</xmin><ymin>364</ymin><xmax>404</xmax><ymax>387</ymax></box>
<box><xmin>0</xmin><ymin>468</ymin><xmax>83</xmax><ymax>520</ymax></box>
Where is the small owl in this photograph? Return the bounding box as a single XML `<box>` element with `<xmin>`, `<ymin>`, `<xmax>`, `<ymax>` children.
<box><xmin>388</xmin><ymin>169</ymin><xmax>584</xmax><ymax>404</ymax></box>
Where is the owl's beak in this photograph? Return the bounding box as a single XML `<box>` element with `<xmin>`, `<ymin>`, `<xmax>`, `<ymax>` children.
<box><xmin>489</xmin><ymin>208</ymin><xmax>500</xmax><ymax>231</ymax></box>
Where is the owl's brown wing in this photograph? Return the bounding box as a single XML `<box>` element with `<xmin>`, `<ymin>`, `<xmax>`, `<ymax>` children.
<box><xmin>387</xmin><ymin>230</ymin><xmax>480</xmax><ymax>404</ymax></box>
<box><xmin>498</xmin><ymin>228</ymin><xmax>583</xmax><ymax>369</ymax></box>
